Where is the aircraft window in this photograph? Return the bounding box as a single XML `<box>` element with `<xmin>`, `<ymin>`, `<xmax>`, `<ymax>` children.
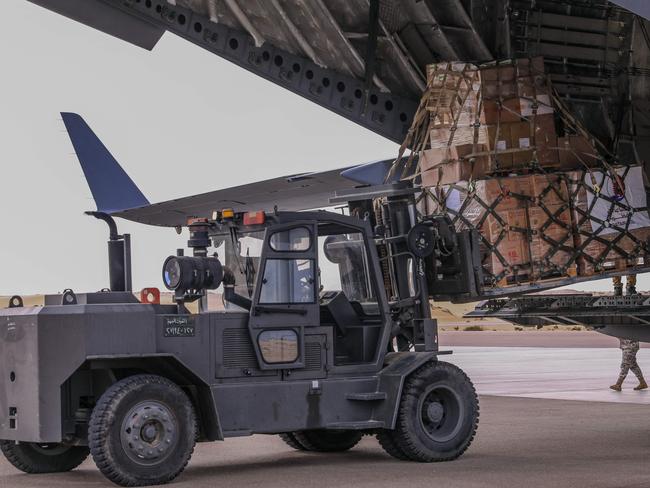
<box><xmin>319</xmin><ymin>232</ymin><xmax>376</xmax><ymax>303</ymax></box>
<box><xmin>259</xmin><ymin>259</ymin><xmax>315</xmax><ymax>304</ymax></box>
<box><xmin>269</xmin><ymin>227</ymin><xmax>311</xmax><ymax>252</ymax></box>
<box><xmin>258</xmin><ymin>330</ymin><xmax>299</xmax><ymax>363</ymax></box>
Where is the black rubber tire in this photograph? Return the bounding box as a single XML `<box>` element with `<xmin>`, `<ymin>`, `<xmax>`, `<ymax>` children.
<box><xmin>293</xmin><ymin>430</ymin><xmax>362</xmax><ymax>452</ymax></box>
<box><xmin>0</xmin><ymin>441</ymin><xmax>89</xmax><ymax>473</ymax></box>
<box><xmin>386</xmin><ymin>361</ymin><xmax>479</xmax><ymax>462</ymax></box>
<box><xmin>89</xmin><ymin>374</ymin><xmax>196</xmax><ymax>487</ymax></box>
<box><xmin>278</xmin><ymin>433</ymin><xmax>308</xmax><ymax>451</ymax></box>
<box><xmin>376</xmin><ymin>431</ymin><xmax>409</xmax><ymax>460</ymax></box>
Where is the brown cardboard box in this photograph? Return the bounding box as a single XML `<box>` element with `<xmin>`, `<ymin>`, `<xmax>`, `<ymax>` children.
<box><xmin>486</xmin><ymin>124</ymin><xmax>514</xmax><ymax>169</ymax></box>
<box><xmin>510</xmin><ymin>115</ymin><xmax>559</xmax><ymax>167</ymax></box>
<box><xmin>481</xmin><ymin>64</ymin><xmax>517</xmax><ymax>99</ymax></box>
<box><xmin>485</xmin><ymin>114</ymin><xmax>559</xmax><ymax>171</ymax></box>
<box><xmin>420</xmin><ymin>146</ymin><xmax>489</xmax><ymax>187</ymax></box>
<box><xmin>421</xmin><ymin>145</ymin><xmax>490</xmax><ymax>170</ymax></box>
<box><xmin>481</xmin><ymin>58</ymin><xmax>553</xmax><ymax>125</ymax></box>
<box><xmin>483</xmin><ymin>99</ymin><xmax>523</xmax><ymax>124</ymax></box>
<box><xmin>430</xmin><ymin>124</ymin><xmax>488</xmax><ymax>149</ymax></box>
<box><xmin>558</xmin><ymin>135</ymin><xmax>602</xmax><ymax>170</ymax></box>
<box><xmin>423</xmin><ymin>174</ymin><xmax>575</xmax><ymax>283</ymax></box>
<box><xmin>485</xmin><ymin>203</ymin><xmax>574</xmax><ymax>280</ymax></box>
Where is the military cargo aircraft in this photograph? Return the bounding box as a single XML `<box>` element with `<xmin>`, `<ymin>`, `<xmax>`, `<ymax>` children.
<box><xmin>30</xmin><ymin>0</ymin><xmax>649</xmax><ymax>344</ymax></box>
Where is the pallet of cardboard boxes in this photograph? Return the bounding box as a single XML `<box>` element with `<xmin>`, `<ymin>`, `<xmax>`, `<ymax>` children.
<box><xmin>405</xmin><ymin>58</ymin><xmax>650</xmax><ymax>289</ymax></box>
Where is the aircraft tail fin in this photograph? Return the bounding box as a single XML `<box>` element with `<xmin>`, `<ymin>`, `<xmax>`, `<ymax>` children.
<box><xmin>61</xmin><ymin>112</ymin><xmax>150</xmax><ymax>214</ymax></box>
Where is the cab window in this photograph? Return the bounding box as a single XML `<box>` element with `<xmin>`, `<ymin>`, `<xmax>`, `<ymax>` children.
<box><xmin>258</xmin><ymin>330</ymin><xmax>299</xmax><ymax>363</ymax></box>
<box><xmin>269</xmin><ymin>227</ymin><xmax>311</xmax><ymax>252</ymax></box>
<box><xmin>259</xmin><ymin>259</ymin><xmax>315</xmax><ymax>304</ymax></box>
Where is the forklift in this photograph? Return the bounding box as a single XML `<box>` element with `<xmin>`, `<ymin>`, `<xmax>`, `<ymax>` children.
<box><xmin>0</xmin><ymin>184</ymin><xmax>479</xmax><ymax>486</ymax></box>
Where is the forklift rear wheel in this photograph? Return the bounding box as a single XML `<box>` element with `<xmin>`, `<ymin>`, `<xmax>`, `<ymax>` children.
<box><xmin>387</xmin><ymin>361</ymin><xmax>479</xmax><ymax>462</ymax></box>
<box><xmin>278</xmin><ymin>433</ymin><xmax>308</xmax><ymax>451</ymax></box>
<box><xmin>88</xmin><ymin>374</ymin><xmax>197</xmax><ymax>487</ymax></box>
<box><xmin>0</xmin><ymin>440</ymin><xmax>89</xmax><ymax>473</ymax></box>
<box><xmin>293</xmin><ymin>430</ymin><xmax>363</xmax><ymax>452</ymax></box>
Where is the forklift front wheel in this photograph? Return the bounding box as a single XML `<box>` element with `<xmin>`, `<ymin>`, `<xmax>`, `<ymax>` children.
<box><xmin>293</xmin><ymin>430</ymin><xmax>363</xmax><ymax>452</ymax></box>
<box><xmin>88</xmin><ymin>374</ymin><xmax>197</xmax><ymax>487</ymax></box>
<box><xmin>0</xmin><ymin>441</ymin><xmax>89</xmax><ymax>473</ymax></box>
<box><xmin>385</xmin><ymin>361</ymin><xmax>479</xmax><ymax>462</ymax></box>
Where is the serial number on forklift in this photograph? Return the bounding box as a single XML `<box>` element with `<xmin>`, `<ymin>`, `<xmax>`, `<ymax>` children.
<box><xmin>163</xmin><ymin>317</ymin><xmax>196</xmax><ymax>337</ymax></box>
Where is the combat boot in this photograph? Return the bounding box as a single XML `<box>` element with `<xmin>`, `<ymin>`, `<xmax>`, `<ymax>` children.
<box><xmin>634</xmin><ymin>380</ymin><xmax>648</xmax><ymax>391</ymax></box>
<box><xmin>626</xmin><ymin>284</ymin><xmax>638</xmax><ymax>296</ymax></box>
<box><xmin>610</xmin><ymin>383</ymin><xmax>623</xmax><ymax>391</ymax></box>
<box><xmin>614</xmin><ymin>285</ymin><xmax>623</xmax><ymax>297</ymax></box>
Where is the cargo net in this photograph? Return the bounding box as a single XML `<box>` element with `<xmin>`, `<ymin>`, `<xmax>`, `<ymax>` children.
<box><xmin>388</xmin><ymin>58</ymin><xmax>650</xmax><ymax>288</ymax></box>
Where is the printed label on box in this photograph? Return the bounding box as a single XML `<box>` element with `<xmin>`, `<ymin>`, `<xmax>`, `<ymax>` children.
<box><xmin>519</xmin><ymin>138</ymin><xmax>531</xmax><ymax>149</ymax></box>
<box><xmin>585</xmin><ymin>166</ymin><xmax>650</xmax><ymax>235</ymax></box>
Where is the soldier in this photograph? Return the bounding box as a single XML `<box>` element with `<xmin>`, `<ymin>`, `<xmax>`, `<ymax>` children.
<box><xmin>613</xmin><ymin>274</ymin><xmax>637</xmax><ymax>296</ymax></box>
<box><xmin>610</xmin><ymin>338</ymin><xmax>648</xmax><ymax>391</ymax></box>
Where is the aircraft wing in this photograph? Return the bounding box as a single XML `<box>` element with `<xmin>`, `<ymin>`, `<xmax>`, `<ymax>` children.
<box><xmin>112</xmin><ymin>165</ymin><xmax>385</xmax><ymax>227</ymax></box>
<box><xmin>62</xmin><ymin>112</ymin><xmax>399</xmax><ymax>227</ymax></box>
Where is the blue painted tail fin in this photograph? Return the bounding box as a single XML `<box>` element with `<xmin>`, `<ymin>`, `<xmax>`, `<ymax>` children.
<box><xmin>61</xmin><ymin>112</ymin><xmax>150</xmax><ymax>213</ymax></box>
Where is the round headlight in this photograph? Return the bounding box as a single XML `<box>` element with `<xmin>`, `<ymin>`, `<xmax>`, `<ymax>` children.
<box><xmin>162</xmin><ymin>255</ymin><xmax>223</xmax><ymax>292</ymax></box>
<box><xmin>163</xmin><ymin>257</ymin><xmax>183</xmax><ymax>290</ymax></box>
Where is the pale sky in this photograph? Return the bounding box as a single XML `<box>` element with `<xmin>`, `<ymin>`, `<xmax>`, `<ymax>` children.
<box><xmin>0</xmin><ymin>0</ymin><xmax>398</xmax><ymax>295</ymax></box>
<box><xmin>0</xmin><ymin>0</ymin><xmax>629</xmax><ymax>295</ymax></box>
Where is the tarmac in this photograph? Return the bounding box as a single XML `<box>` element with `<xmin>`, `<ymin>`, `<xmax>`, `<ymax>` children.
<box><xmin>1</xmin><ymin>331</ymin><xmax>649</xmax><ymax>488</ymax></box>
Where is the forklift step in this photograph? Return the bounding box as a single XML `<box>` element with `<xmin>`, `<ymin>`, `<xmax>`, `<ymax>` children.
<box><xmin>345</xmin><ymin>392</ymin><xmax>388</xmax><ymax>401</ymax></box>
<box><xmin>325</xmin><ymin>420</ymin><xmax>385</xmax><ymax>430</ymax></box>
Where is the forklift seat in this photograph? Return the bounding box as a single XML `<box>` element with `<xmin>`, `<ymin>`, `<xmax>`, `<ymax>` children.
<box><xmin>319</xmin><ymin>291</ymin><xmax>361</xmax><ymax>335</ymax></box>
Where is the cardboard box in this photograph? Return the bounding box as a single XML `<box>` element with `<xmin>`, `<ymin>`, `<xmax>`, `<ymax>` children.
<box><xmin>420</xmin><ymin>148</ymin><xmax>490</xmax><ymax>187</ymax></box>
<box><xmin>510</xmin><ymin>115</ymin><xmax>559</xmax><ymax>167</ymax></box>
<box><xmin>481</xmin><ymin>64</ymin><xmax>517</xmax><ymax>99</ymax></box>
<box><xmin>558</xmin><ymin>135</ymin><xmax>602</xmax><ymax>170</ymax></box>
<box><xmin>486</xmin><ymin>124</ymin><xmax>514</xmax><ymax>170</ymax></box>
<box><xmin>568</xmin><ymin>167</ymin><xmax>650</xmax><ymax>275</ymax></box>
<box><xmin>430</xmin><ymin>124</ymin><xmax>488</xmax><ymax>149</ymax></box>
<box><xmin>481</xmin><ymin>58</ymin><xmax>553</xmax><ymax>125</ymax></box>
<box><xmin>424</xmin><ymin>174</ymin><xmax>575</xmax><ymax>283</ymax></box>
<box><xmin>483</xmin><ymin>99</ymin><xmax>524</xmax><ymax>124</ymax></box>
<box><xmin>485</xmin><ymin>114</ymin><xmax>559</xmax><ymax>171</ymax></box>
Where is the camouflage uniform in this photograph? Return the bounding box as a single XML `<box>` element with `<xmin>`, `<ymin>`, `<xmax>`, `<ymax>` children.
<box><xmin>617</xmin><ymin>339</ymin><xmax>643</xmax><ymax>383</ymax></box>
<box><xmin>613</xmin><ymin>274</ymin><xmax>637</xmax><ymax>295</ymax></box>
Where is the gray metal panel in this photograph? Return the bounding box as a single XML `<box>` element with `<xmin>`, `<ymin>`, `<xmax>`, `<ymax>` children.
<box><xmin>611</xmin><ymin>0</ymin><xmax>650</xmax><ymax>20</ymax></box>
<box><xmin>212</xmin><ymin>377</ymin><xmax>380</xmax><ymax>435</ymax></box>
<box><xmin>0</xmin><ymin>303</ymin><xmax>163</xmax><ymax>442</ymax></box>
<box><xmin>26</xmin><ymin>0</ymin><xmax>164</xmax><ymax>50</ymax></box>
<box><xmin>0</xmin><ymin>308</ymin><xmax>41</xmax><ymax>442</ymax></box>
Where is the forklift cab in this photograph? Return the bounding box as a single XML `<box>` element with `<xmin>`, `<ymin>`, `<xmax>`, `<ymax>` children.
<box><xmin>219</xmin><ymin>211</ymin><xmax>392</xmax><ymax>374</ymax></box>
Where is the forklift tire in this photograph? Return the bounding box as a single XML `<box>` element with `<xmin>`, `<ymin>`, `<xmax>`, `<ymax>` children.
<box><xmin>388</xmin><ymin>361</ymin><xmax>479</xmax><ymax>462</ymax></box>
<box><xmin>376</xmin><ymin>431</ymin><xmax>410</xmax><ymax>460</ymax></box>
<box><xmin>293</xmin><ymin>430</ymin><xmax>362</xmax><ymax>452</ymax></box>
<box><xmin>0</xmin><ymin>441</ymin><xmax>89</xmax><ymax>473</ymax></box>
<box><xmin>278</xmin><ymin>433</ymin><xmax>308</xmax><ymax>451</ymax></box>
<box><xmin>88</xmin><ymin>374</ymin><xmax>197</xmax><ymax>487</ymax></box>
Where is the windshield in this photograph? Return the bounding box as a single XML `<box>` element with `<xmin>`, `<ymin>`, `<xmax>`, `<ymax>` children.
<box><xmin>218</xmin><ymin>229</ymin><xmax>265</xmax><ymax>299</ymax></box>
